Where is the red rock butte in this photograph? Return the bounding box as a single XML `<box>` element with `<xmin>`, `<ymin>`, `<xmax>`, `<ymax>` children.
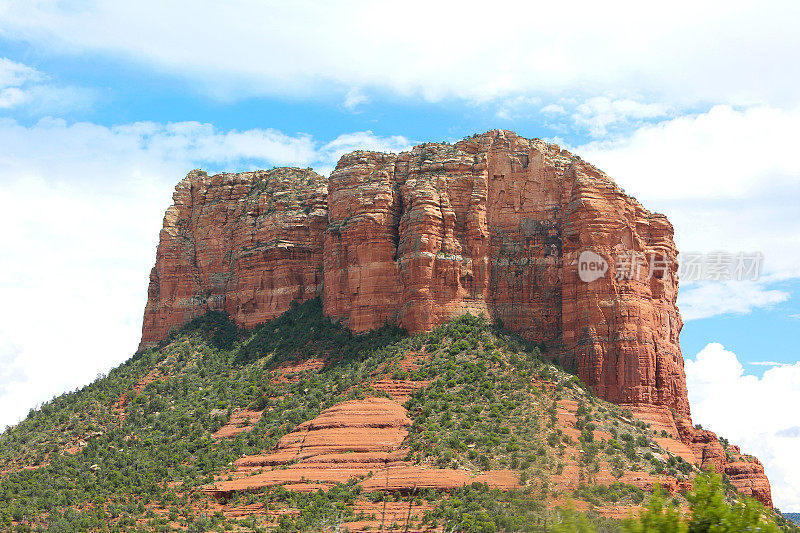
<box><xmin>139</xmin><ymin>129</ymin><xmax>771</xmax><ymax>505</ymax></box>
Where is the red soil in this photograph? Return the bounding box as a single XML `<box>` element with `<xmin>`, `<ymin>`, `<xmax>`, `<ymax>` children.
<box><xmin>204</xmin><ymin>397</ymin><xmax>519</xmax><ymax>499</ymax></box>
<box><xmin>212</xmin><ymin>409</ymin><xmax>263</xmax><ymax>440</ymax></box>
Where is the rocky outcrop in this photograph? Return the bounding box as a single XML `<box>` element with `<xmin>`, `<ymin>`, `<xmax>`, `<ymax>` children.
<box><xmin>320</xmin><ymin>132</ymin><xmax>687</xmax><ymax>420</ymax></box>
<box><xmin>725</xmin><ymin>458</ymin><xmax>773</xmax><ymax>507</ymax></box>
<box><xmin>204</xmin><ymin>397</ymin><xmax>518</xmax><ymax>498</ymax></box>
<box><xmin>675</xmin><ymin>424</ymin><xmax>773</xmax><ymax>507</ymax></box>
<box><xmin>140</xmin><ymin>130</ymin><xmax>771</xmax><ymax>505</ymax></box>
<box><xmin>323</xmin><ymin>152</ymin><xmax>404</xmax><ymax>331</ymax></box>
<box><xmin>140</xmin><ymin>168</ymin><xmax>328</xmax><ymax>348</ymax></box>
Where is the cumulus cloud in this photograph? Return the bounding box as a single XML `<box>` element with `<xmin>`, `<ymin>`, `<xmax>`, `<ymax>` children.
<box><xmin>0</xmin><ymin>86</ymin><xmax>27</xmax><ymax>108</ymax></box>
<box><xmin>0</xmin><ymin>340</ymin><xmax>26</xmax><ymax>397</ymax></box>
<box><xmin>685</xmin><ymin>343</ymin><xmax>800</xmax><ymax>511</ymax></box>
<box><xmin>0</xmin><ymin>1</ymin><xmax>798</xmax><ymax>108</ymax></box>
<box><xmin>776</xmin><ymin>427</ymin><xmax>800</xmax><ymax>438</ymax></box>
<box><xmin>0</xmin><ymin>118</ymin><xmax>408</xmax><ymax>430</ymax></box>
<box><xmin>580</xmin><ymin>105</ymin><xmax>800</xmax><ymax>200</ymax></box>
<box><xmin>540</xmin><ymin>104</ymin><xmax>566</xmax><ymax>115</ymax></box>
<box><xmin>0</xmin><ymin>118</ymin><xmax>411</xmax><ymax>183</ymax></box>
<box><xmin>0</xmin><ymin>175</ymin><xmax>163</xmax><ymax>427</ymax></box>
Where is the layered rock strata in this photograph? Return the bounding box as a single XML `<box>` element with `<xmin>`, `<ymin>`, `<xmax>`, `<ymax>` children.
<box><xmin>204</xmin><ymin>397</ymin><xmax>518</xmax><ymax>498</ymax></box>
<box><xmin>140</xmin><ymin>168</ymin><xmax>328</xmax><ymax>346</ymax></box>
<box><xmin>140</xmin><ymin>130</ymin><xmax>771</xmax><ymax>505</ymax></box>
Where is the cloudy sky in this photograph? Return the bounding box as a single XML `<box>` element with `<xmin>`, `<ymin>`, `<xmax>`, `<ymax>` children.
<box><xmin>1</xmin><ymin>0</ymin><xmax>799</xmax><ymax>511</ymax></box>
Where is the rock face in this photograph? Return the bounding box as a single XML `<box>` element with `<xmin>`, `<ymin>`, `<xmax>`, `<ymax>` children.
<box><xmin>322</xmin><ymin>133</ymin><xmax>686</xmax><ymax>420</ymax></box>
<box><xmin>724</xmin><ymin>458</ymin><xmax>773</xmax><ymax>506</ymax></box>
<box><xmin>140</xmin><ymin>168</ymin><xmax>328</xmax><ymax>347</ymax></box>
<box><xmin>675</xmin><ymin>424</ymin><xmax>773</xmax><ymax>506</ymax></box>
<box><xmin>140</xmin><ymin>130</ymin><xmax>771</xmax><ymax>506</ymax></box>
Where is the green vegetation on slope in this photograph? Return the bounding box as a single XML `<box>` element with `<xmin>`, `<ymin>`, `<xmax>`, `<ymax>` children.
<box><xmin>404</xmin><ymin>315</ymin><xmax>691</xmax><ymax>493</ymax></box>
<box><xmin>0</xmin><ymin>299</ymin><xmax>406</xmax><ymax>531</ymax></box>
<box><xmin>0</xmin><ymin>299</ymin><xmax>794</xmax><ymax>532</ymax></box>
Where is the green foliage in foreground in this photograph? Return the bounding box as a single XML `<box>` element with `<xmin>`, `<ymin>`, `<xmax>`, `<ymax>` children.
<box><xmin>418</xmin><ymin>483</ymin><xmax>618</xmax><ymax>532</ymax></box>
<box><xmin>618</xmin><ymin>472</ymin><xmax>784</xmax><ymax>533</ymax></box>
<box><xmin>418</xmin><ymin>473</ymin><xmax>793</xmax><ymax>533</ymax></box>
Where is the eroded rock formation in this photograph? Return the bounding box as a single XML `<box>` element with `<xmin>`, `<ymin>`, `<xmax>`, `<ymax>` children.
<box><xmin>140</xmin><ymin>168</ymin><xmax>328</xmax><ymax>346</ymax></box>
<box><xmin>140</xmin><ymin>130</ymin><xmax>771</xmax><ymax>506</ymax></box>
<box><xmin>321</xmin><ymin>134</ymin><xmax>688</xmax><ymax>420</ymax></box>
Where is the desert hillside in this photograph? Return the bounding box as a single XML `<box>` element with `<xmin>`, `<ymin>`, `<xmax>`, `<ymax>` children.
<box><xmin>0</xmin><ymin>301</ymin><xmax>793</xmax><ymax>531</ymax></box>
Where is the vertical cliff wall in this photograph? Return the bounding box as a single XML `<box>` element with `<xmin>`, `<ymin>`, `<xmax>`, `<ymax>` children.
<box><xmin>138</xmin><ymin>130</ymin><xmax>771</xmax><ymax>506</ymax></box>
<box><xmin>321</xmin><ymin>132</ymin><xmax>688</xmax><ymax>420</ymax></box>
<box><xmin>140</xmin><ymin>168</ymin><xmax>328</xmax><ymax>347</ymax></box>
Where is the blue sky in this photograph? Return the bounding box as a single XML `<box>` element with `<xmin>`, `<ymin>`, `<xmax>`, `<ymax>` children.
<box><xmin>1</xmin><ymin>0</ymin><xmax>799</xmax><ymax>510</ymax></box>
<box><xmin>681</xmin><ymin>279</ymin><xmax>800</xmax><ymax>370</ymax></box>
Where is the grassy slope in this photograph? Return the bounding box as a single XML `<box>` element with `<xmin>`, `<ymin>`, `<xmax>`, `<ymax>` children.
<box><xmin>0</xmin><ymin>299</ymin><xmax>794</xmax><ymax>532</ymax></box>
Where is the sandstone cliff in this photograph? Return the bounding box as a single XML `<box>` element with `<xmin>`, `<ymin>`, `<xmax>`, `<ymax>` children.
<box><xmin>139</xmin><ymin>130</ymin><xmax>771</xmax><ymax>506</ymax></box>
<box><xmin>140</xmin><ymin>167</ymin><xmax>328</xmax><ymax>346</ymax></box>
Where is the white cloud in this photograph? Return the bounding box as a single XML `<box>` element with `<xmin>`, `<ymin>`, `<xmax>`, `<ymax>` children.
<box><xmin>571</xmin><ymin>96</ymin><xmax>670</xmax><ymax>136</ymax></box>
<box><xmin>678</xmin><ymin>281</ymin><xmax>789</xmax><ymax>321</ymax></box>
<box><xmin>0</xmin><ymin>57</ymin><xmax>40</xmax><ymax>109</ymax></box>
<box><xmin>580</xmin><ymin>105</ymin><xmax>800</xmax><ymax>200</ymax></box>
<box><xmin>686</xmin><ymin>343</ymin><xmax>800</xmax><ymax>511</ymax></box>
<box><xmin>17</xmin><ymin>83</ymin><xmax>96</xmax><ymax>114</ymax></box>
<box><xmin>0</xmin><ymin>118</ymin><xmax>408</xmax><ymax>430</ymax></box>
<box><xmin>541</xmin><ymin>104</ymin><xmax>566</xmax><ymax>115</ymax></box>
<box><xmin>495</xmin><ymin>95</ymin><xmax>542</xmax><ymax>120</ymax></box>
<box><xmin>0</xmin><ymin>1</ymin><xmax>798</xmax><ymax>108</ymax></box>
<box><xmin>0</xmin><ymin>56</ymin><xmax>93</xmax><ymax>113</ymax></box>
<box><xmin>776</xmin><ymin>427</ymin><xmax>800</xmax><ymax>438</ymax></box>
<box><xmin>749</xmin><ymin>361</ymin><xmax>791</xmax><ymax>367</ymax></box>
<box><xmin>0</xmin><ymin>86</ymin><xmax>28</xmax><ymax>108</ymax></box>
<box><xmin>0</xmin><ymin>117</ymin><xmax>366</xmax><ymax>182</ymax></box>
<box><xmin>0</xmin><ymin>340</ymin><xmax>25</xmax><ymax>397</ymax></box>
<box><xmin>343</xmin><ymin>88</ymin><xmax>367</xmax><ymax>111</ymax></box>
<box><xmin>318</xmin><ymin>130</ymin><xmax>411</xmax><ymax>175</ymax></box>
<box><xmin>0</xmin><ymin>57</ymin><xmax>41</xmax><ymax>88</ymax></box>
<box><xmin>0</xmin><ymin>176</ymin><xmax>164</xmax><ymax>427</ymax></box>
<box><xmin>579</xmin><ymin>105</ymin><xmax>800</xmax><ymax>282</ymax></box>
